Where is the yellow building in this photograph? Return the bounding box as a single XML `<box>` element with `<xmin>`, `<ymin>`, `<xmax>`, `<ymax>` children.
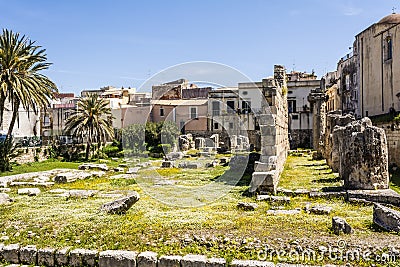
<box><xmin>356</xmin><ymin>13</ymin><xmax>400</xmax><ymax>117</ymax></box>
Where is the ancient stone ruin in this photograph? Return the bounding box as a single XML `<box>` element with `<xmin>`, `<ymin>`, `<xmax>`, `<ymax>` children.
<box><xmin>250</xmin><ymin>65</ymin><xmax>289</xmax><ymax>194</ymax></box>
<box><xmin>333</xmin><ymin>118</ymin><xmax>389</xmax><ymax>190</ymax></box>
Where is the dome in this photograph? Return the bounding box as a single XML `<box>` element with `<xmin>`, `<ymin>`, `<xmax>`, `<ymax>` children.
<box><xmin>378</xmin><ymin>13</ymin><xmax>400</xmax><ymax>24</ymax></box>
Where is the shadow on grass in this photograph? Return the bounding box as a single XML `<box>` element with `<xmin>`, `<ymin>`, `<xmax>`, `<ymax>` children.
<box><xmin>301</xmin><ymin>162</ymin><xmax>326</xmax><ymax>167</ymax></box>
<box><xmin>313</xmin><ymin>177</ymin><xmax>342</xmax><ymax>184</ymax></box>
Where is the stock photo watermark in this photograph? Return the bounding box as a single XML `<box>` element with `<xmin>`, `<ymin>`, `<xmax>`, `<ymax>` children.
<box><xmin>257</xmin><ymin>240</ymin><xmax>398</xmax><ymax>264</ymax></box>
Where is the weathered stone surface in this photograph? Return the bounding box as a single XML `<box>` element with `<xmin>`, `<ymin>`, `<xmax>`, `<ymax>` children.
<box><xmin>347</xmin><ymin>189</ymin><xmax>400</xmax><ymax>206</ymax></box>
<box><xmin>237</xmin><ymin>202</ymin><xmax>258</xmax><ymax>211</ymax></box>
<box><xmin>0</xmin><ymin>193</ymin><xmax>12</xmax><ymax>205</ymax></box>
<box><xmin>17</xmin><ymin>188</ymin><xmax>41</xmax><ymax>196</ymax></box>
<box><xmin>231</xmin><ymin>259</ymin><xmax>275</xmax><ymax>267</ymax></box>
<box><xmin>333</xmin><ymin>118</ymin><xmax>389</xmax><ymax>190</ymax></box>
<box><xmin>19</xmin><ymin>245</ymin><xmax>37</xmax><ymax>265</ymax></box>
<box><xmin>373</xmin><ymin>203</ymin><xmax>400</xmax><ymax>232</ymax></box>
<box><xmin>54</xmin><ymin>172</ymin><xmax>92</xmax><ymax>183</ymax></box>
<box><xmin>78</xmin><ymin>163</ymin><xmax>109</xmax><ymax>171</ymax></box>
<box><xmin>310</xmin><ymin>205</ymin><xmax>332</xmax><ymax>215</ymax></box>
<box><xmin>69</xmin><ymin>248</ymin><xmax>98</xmax><ymax>267</ymax></box>
<box><xmin>178</xmin><ymin>162</ymin><xmax>199</xmax><ymax>169</ymax></box>
<box><xmin>137</xmin><ymin>251</ymin><xmax>157</xmax><ymax>267</ymax></box>
<box><xmin>267</xmin><ymin>209</ymin><xmax>301</xmax><ymax>215</ymax></box>
<box><xmin>257</xmin><ymin>195</ymin><xmax>290</xmax><ymax>204</ymax></box>
<box><xmin>66</xmin><ymin>190</ymin><xmax>98</xmax><ymax>199</ymax></box>
<box><xmin>161</xmin><ymin>161</ymin><xmax>174</xmax><ymax>168</ymax></box>
<box><xmin>309</xmin><ymin>191</ymin><xmax>346</xmax><ymax>199</ymax></box>
<box><xmin>100</xmin><ymin>192</ymin><xmax>140</xmax><ymax>214</ymax></box>
<box><xmin>332</xmin><ymin>216</ymin><xmax>353</xmax><ymax>235</ymax></box>
<box><xmin>3</xmin><ymin>244</ymin><xmax>20</xmax><ymax>264</ymax></box>
<box><xmin>206</xmin><ymin>257</ymin><xmax>226</xmax><ymax>267</ymax></box>
<box><xmin>250</xmin><ymin>171</ymin><xmax>278</xmax><ymax>194</ymax></box>
<box><xmin>166</xmin><ymin>152</ymin><xmax>184</xmax><ymax>161</ymax></box>
<box><xmin>181</xmin><ymin>254</ymin><xmax>208</xmax><ymax>267</ymax></box>
<box><xmin>158</xmin><ymin>255</ymin><xmax>182</xmax><ymax>267</ymax></box>
<box><xmin>325</xmin><ymin>112</ymin><xmax>355</xmax><ymax>171</ymax></box>
<box><xmin>55</xmin><ymin>247</ymin><xmax>70</xmax><ymax>266</ymax></box>
<box><xmin>99</xmin><ymin>250</ymin><xmax>137</xmax><ymax>267</ymax></box>
<box><xmin>37</xmin><ymin>248</ymin><xmax>56</xmax><ymax>267</ymax></box>
<box><xmin>127</xmin><ymin>167</ymin><xmax>140</xmax><ymax>174</ymax></box>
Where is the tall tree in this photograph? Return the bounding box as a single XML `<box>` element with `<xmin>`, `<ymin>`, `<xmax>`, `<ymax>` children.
<box><xmin>0</xmin><ymin>29</ymin><xmax>57</xmax><ymax>137</ymax></box>
<box><xmin>64</xmin><ymin>94</ymin><xmax>115</xmax><ymax>160</ymax></box>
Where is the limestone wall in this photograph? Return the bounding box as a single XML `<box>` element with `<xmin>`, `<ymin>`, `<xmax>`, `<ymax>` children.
<box><xmin>374</xmin><ymin>122</ymin><xmax>400</xmax><ymax>167</ymax></box>
<box><xmin>0</xmin><ymin>243</ymin><xmax>344</xmax><ymax>267</ymax></box>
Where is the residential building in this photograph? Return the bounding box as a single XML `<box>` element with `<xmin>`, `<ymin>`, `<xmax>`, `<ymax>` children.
<box><xmin>150</xmin><ymin>79</ymin><xmax>211</xmax><ymax>134</ymax></box>
<box><xmin>354</xmin><ymin>13</ymin><xmax>400</xmax><ymax>117</ymax></box>
<box><xmin>287</xmin><ymin>71</ymin><xmax>319</xmax><ymax>149</ymax></box>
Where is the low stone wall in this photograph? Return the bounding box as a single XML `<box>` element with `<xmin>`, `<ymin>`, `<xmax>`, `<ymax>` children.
<box><xmin>0</xmin><ymin>244</ymin><xmax>344</xmax><ymax>267</ymax></box>
<box><xmin>374</xmin><ymin>122</ymin><xmax>400</xmax><ymax>167</ymax></box>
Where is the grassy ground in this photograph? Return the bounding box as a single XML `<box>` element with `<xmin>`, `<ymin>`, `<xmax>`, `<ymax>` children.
<box><xmin>0</xmin><ymin>154</ymin><xmax>400</xmax><ymax>266</ymax></box>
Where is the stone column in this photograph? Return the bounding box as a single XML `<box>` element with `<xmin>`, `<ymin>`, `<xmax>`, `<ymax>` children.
<box><xmin>308</xmin><ymin>89</ymin><xmax>327</xmax><ymax>152</ymax></box>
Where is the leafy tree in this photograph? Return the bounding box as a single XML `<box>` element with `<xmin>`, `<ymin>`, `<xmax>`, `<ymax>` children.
<box><xmin>0</xmin><ymin>29</ymin><xmax>57</xmax><ymax>137</ymax></box>
<box><xmin>64</xmin><ymin>94</ymin><xmax>114</xmax><ymax>160</ymax></box>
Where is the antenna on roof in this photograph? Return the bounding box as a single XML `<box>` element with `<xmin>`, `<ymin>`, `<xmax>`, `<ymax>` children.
<box><xmin>392</xmin><ymin>7</ymin><xmax>396</xmax><ymax>14</ymax></box>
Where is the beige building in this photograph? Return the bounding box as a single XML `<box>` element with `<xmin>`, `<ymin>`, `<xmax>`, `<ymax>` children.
<box><xmin>355</xmin><ymin>13</ymin><xmax>400</xmax><ymax>117</ymax></box>
<box><xmin>151</xmin><ymin>99</ymin><xmax>208</xmax><ymax>133</ymax></box>
<box><xmin>287</xmin><ymin>71</ymin><xmax>319</xmax><ymax>149</ymax></box>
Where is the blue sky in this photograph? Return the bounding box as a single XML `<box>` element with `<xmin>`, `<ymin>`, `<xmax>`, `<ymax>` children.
<box><xmin>1</xmin><ymin>0</ymin><xmax>399</xmax><ymax>94</ymax></box>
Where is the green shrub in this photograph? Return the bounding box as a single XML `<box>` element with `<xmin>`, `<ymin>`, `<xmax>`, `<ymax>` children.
<box><xmin>102</xmin><ymin>145</ymin><xmax>120</xmax><ymax>157</ymax></box>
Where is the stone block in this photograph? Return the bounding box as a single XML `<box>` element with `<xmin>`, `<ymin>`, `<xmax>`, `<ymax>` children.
<box><xmin>99</xmin><ymin>250</ymin><xmax>137</xmax><ymax>267</ymax></box>
<box><xmin>249</xmin><ymin>171</ymin><xmax>278</xmax><ymax>194</ymax></box>
<box><xmin>309</xmin><ymin>205</ymin><xmax>332</xmax><ymax>215</ymax></box>
<box><xmin>237</xmin><ymin>202</ymin><xmax>258</xmax><ymax>211</ymax></box>
<box><xmin>55</xmin><ymin>247</ymin><xmax>70</xmax><ymax>266</ymax></box>
<box><xmin>69</xmin><ymin>248</ymin><xmax>98</xmax><ymax>267</ymax></box>
<box><xmin>333</xmin><ymin>118</ymin><xmax>389</xmax><ymax>190</ymax></box>
<box><xmin>99</xmin><ymin>192</ymin><xmax>140</xmax><ymax>214</ymax></box>
<box><xmin>230</xmin><ymin>259</ymin><xmax>275</xmax><ymax>267</ymax></box>
<box><xmin>0</xmin><ymin>193</ymin><xmax>13</xmax><ymax>205</ymax></box>
<box><xmin>137</xmin><ymin>251</ymin><xmax>157</xmax><ymax>267</ymax></box>
<box><xmin>332</xmin><ymin>217</ymin><xmax>353</xmax><ymax>235</ymax></box>
<box><xmin>181</xmin><ymin>254</ymin><xmax>208</xmax><ymax>267</ymax></box>
<box><xmin>19</xmin><ymin>245</ymin><xmax>37</xmax><ymax>265</ymax></box>
<box><xmin>3</xmin><ymin>244</ymin><xmax>20</xmax><ymax>264</ymax></box>
<box><xmin>206</xmin><ymin>257</ymin><xmax>226</xmax><ymax>267</ymax></box>
<box><xmin>257</xmin><ymin>195</ymin><xmax>290</xmax><ymax>204</ymax></box>
<box><xmin>158</xmin><ymin>255</ymin><xmax>182</xmax><ymax>267</ymax></box>
<box><xmin>373</xmin><ymin>203</ymin><xmax>400</xmax><ymax>232</ymax></box>
<box><xmin>17</xmin><ymin>188</ymin><xmax>41</xmax><ymax>196</ymax></box>
<box><xmin>37</xmin><ymin>248</ymin><xmax>56</xmax><ymax>267</ymax></box>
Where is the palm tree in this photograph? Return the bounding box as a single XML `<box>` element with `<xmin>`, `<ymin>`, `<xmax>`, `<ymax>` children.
<box><xmin>64</xmin><ymin>94</ymin><xmax>115</xmax><ymax>160</ymax></box>
<box><xmin>0</xmin><ymin>29</ymin><xmax>57</xmax><ymax>137</ymax></box>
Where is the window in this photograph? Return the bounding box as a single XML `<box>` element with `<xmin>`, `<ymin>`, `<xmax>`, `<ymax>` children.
<box><xmin>288</xmin><ymin>100</ymin><xmax>296</xmax><ymax>113</ymax></box>
<box><xmin>44</xmin><ymin>116</ymin><xmax>51</xmax><ymax>127</ymax></box>
<box><xmin>212</xmin><ymin>101</ymin><xmax>220</xmax><ymax>116</ymax></box>
<box><xmin>386</xmin><ymin>37</ymin><xmax>393</xmax><ymax>60</ymax></box>
<box><xmin>213</xmin><ymin>122</ymin><xmax>219</xmax><ymax>130</ymax></box>
<box><xmin>345</xmin><ymin>75</ymin><xmax>350</xmax><ymax>91</ymax></box>
<box><xmin>292</xmin><ymin>114</ymin><xmax>299</xmax><ymax>120</ymax></box>
<box><xmin>352</xmin><ymin>73</ymin><xmax>357</xmax><ymax>85</ymax></box>
<box><xmin>64</xmin><ymin>111</ymin><xmax>70</xmax><ymax>120</ymax></box>
<box><xmin>190</xmin><ymin>107</ymin><xmax>197</xmax><ymax>119</ymax></box>
<box><xmin>242</xmin><ymin>100</ymin><xmax>251</xmax><ymax>114</ymax></box>
<box><xmin>227</xmin><ymin>100</ymin><xmax>235</xmax><ymax>114</ymax></box>
<box><xmin>160</xmin><ymin>107</ymin><xmax>164</xmax><ymax>117</ymax></box>
<box><xmin>229</xmin><ymin>122</ymin><xmax>234</xmax><ymax>129</ymax></box>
